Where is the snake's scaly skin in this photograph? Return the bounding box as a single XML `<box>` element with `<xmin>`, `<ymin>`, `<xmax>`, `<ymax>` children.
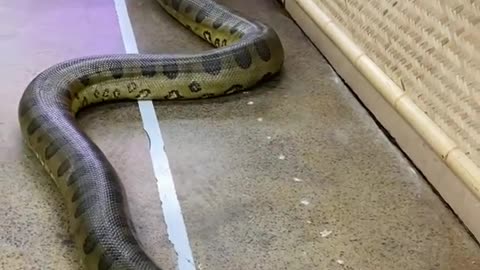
<box><xmin>17</xmin><ymin>0</ymin><xmax>284</xmax><ymax>269</ymax></box>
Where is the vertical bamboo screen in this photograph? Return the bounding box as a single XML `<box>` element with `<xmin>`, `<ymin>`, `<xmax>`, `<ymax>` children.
<box><xmin>310</xmin><ymin>0</ymin><xmax>480</xmax><ymax>169</ymax></box>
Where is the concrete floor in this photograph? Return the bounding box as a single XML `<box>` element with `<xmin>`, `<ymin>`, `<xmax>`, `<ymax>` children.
<box><xmin>1</xmin><ymin>0</ymin><xmax>479</xmax><ymax>269</ymax></box>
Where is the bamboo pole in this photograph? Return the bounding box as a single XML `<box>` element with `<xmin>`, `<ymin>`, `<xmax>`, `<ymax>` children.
<box><xmin>295</xmin><ymin>0</ymin><xmax>480</xmax><ymax>197</ymax></box>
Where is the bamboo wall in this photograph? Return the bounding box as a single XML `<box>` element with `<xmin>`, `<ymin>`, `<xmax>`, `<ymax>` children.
<box><xmin>311</xmin><ymin>0</ymin><xmax>479</xmax><ymax>169</ymax></box>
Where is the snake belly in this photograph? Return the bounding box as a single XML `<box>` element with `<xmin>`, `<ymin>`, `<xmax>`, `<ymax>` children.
<box><xmin>17</xmin><ymin>0</ymin><xmax>283</xmax><ymax>269</ymax></box>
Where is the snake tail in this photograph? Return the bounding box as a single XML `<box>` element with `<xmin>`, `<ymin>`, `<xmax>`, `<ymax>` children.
<box><xmin>18</xmin><ymin>0</ymin><xmax>284</xmax><ymax>269</ymax></box>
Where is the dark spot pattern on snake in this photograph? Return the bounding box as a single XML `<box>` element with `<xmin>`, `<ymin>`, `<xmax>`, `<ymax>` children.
<box><xmin>141</xmin><ymin>64</ymin><xmax>157</xmax><ymax>77</ymax></box>
<box><xmin>233</xmin><ymin>47</ymin><xmax>252</xmax><ymax>69</ymax></box>
<box><xmin>67</xmin><ymin>166</ymin><xmax>88</xmax><ymax>186</ymax></box>
<box><xmin>26</xmin><ymin>117</ymin><xmax>41</xmax><ymax>135</ymax></box>
<box><xmin>108</xmin><ymin>60</ymin><xmax>124</xmax><ymax>79</ymax></box>
<box><xmin>71</xmin><ymin>175</ymin><xmax>95</xmax><ymax>203</ymax></box>
<box><xmin>83</xmin><ymin>231</ymin><xmax>98</xmax><ymax>254</ymax></box>
<box><xmin>127</xmin><ymin>82</ymin><xmax>138</xmax><ymax>93</ymax></box>
<box><xmin>195</xmin><ymin>6</ymin><xmax>208</xmax><ymax>23</ymax></box>
<box><xmin>60</xmin><ymin>88</ymin><xmax>72</xmax><ymax>102</ymax></box>
<box><xmin>57</xmin><ymin>159</ymin><xmax>71</xmax><ymax>178</ymax></box>
<box><xmin>254</xmin><ymin>38</ymin><xmax>272</xmax><ymax>61</ymax></box>
<box><xmin>74</xmin><ymin>194</ymin><xmax>97</xmax><ymax>218</ymax></box>
<box><xmin>201</xmin><ymin>53</ymin><xmax>223</xmax><ymax>75</ymax></box>
<box><xmin>94</xmin><ymin>89</ymin><xmax>101</xmax><ymax>99</ymax></box>
<box><xmin>71</xmin><ymin>187</ymin><xmax>83</xmax><ymax>203</ymax></box>
<box><xmin>188</xmin><ymin>81</ymin><xmax>202</xmax><ymax>92</ymax></box>
<box><xmin>135</xmin><ymin>89</ymin><xmax>151</xmax><ymax>99</ymax></box>
<box><xmin>78</xmin><ymin>75</ymin><xmax>90</xmax><ymax>86</ymax></box>
<box><xmin>230</xmin><ymin>22</ymin><xmax>242</xmax><ymax>34</ymax></box>
<box><xmin>162</xmin><ymin>62</ymin><xmax>179</xmax><ymax>79</ymax></box>
<box><xmin>45</xmin><ymin>140</ymin><xmax>61</xmax><ymax>160</ymax></box>
<box><xmin>81</xmin><ymin>97</ymin><xmax>88</xmax><ymax>107</ymax></box>
<box><xmin>172</xmin><ymin>0</ymin><xmax>182</xmax><ymax>11</ymax></box>
<box><xmin>102</xmin><ymin>89</ymin><xmax>110</xmax><ymax>98</ymax></box>
<box><xmin>213</xmin><ymin>15</ymin><xmax>225</xmax><ymax>29</ymax></box>
<box><xmin>164</xmin><ymin>90</ymin><xmax>184</xmax><ymax>99</ymax></box>
<box><xmin>98</xmin><ymin>252</ymin><xmax>114</xmax><ymax>270</ymax></box>
<box><xmin>224</xmin><ymin>84</ymin><xmax>244</xmax><ymax>95</ymax></box>
<box><xmin>36</xmin><ymin>135</ymin><xmax>43</xmax><ymax>144</ymax></box>
<box><xmin>258</xmin><ymin>72</ymin><xmax>273</xmax><ymax>83</ymax></box>
<box><xmin>113</xmin><ymin>89</ymin><xmax>121</xmax><ymax>98</ymax></box>
<box><xmin>203</xmin><ymin>31</ymin><xmax>212</xmax><ymax>43</ymax></box>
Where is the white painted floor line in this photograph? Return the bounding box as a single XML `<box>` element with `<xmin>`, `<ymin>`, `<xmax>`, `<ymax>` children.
<box><xmin>112</xmin><ymin>1</ymin><xmax>196</xmax><ymax>269</ymax></box>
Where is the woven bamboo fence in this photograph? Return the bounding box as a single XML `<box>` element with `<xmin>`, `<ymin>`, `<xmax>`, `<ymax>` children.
<box><xmin>283</xmin><ymin>0</ymin><xmax>480</xmax><ymax>199</ymax></box>
<box><xmin>309</xmin><ymin>0</ymin><xmax>479</xmax><ymax>168</ymax></box>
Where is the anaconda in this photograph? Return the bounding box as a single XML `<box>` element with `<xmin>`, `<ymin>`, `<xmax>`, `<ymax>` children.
<box><xmin>17</xmin><ymin>0</ymin><xmax>284</xmax><ymax>269</ymax></box>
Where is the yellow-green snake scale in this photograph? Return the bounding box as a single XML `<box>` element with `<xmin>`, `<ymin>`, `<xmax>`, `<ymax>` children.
<box><xmin>17</xmin><ymin>0</ymin><xmax>284</xmax><ymax>269</ymax></box>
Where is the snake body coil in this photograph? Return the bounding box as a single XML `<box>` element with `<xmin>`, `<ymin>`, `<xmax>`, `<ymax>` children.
<box><xmin>18</xmin><ymin>0</ymin><xmax>284</xmax><ymax>269</ymax></box>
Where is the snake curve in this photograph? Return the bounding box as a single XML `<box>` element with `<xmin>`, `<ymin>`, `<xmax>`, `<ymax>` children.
<box><xmin>17</xmin><ymin>0</ymin><xmax>284</xmax><ymax>269</ymax></box>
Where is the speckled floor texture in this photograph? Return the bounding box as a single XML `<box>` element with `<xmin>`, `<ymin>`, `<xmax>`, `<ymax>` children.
<box><xmin>1</xmin><ymin>0</ymin><xmax>479</xmax><ymax>269</ymax></box>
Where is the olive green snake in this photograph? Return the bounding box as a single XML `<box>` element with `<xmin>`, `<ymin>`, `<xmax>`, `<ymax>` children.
<box><xmin>17</xmin><ymin>0</ymin><xmax>284</xmax><ymax>269</ymax></box>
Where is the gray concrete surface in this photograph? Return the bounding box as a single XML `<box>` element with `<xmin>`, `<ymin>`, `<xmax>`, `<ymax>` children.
<box><xmin>1</xmin><ymin>0</ymin><xmax>479</xmax><ymax>269</ymax></box>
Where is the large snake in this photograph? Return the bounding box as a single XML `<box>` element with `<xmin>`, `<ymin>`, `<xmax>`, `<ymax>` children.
<box><xmin>17</xmin><ymin>0</ymin><xmax>284</xmax><ymax>269</ymax></box>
